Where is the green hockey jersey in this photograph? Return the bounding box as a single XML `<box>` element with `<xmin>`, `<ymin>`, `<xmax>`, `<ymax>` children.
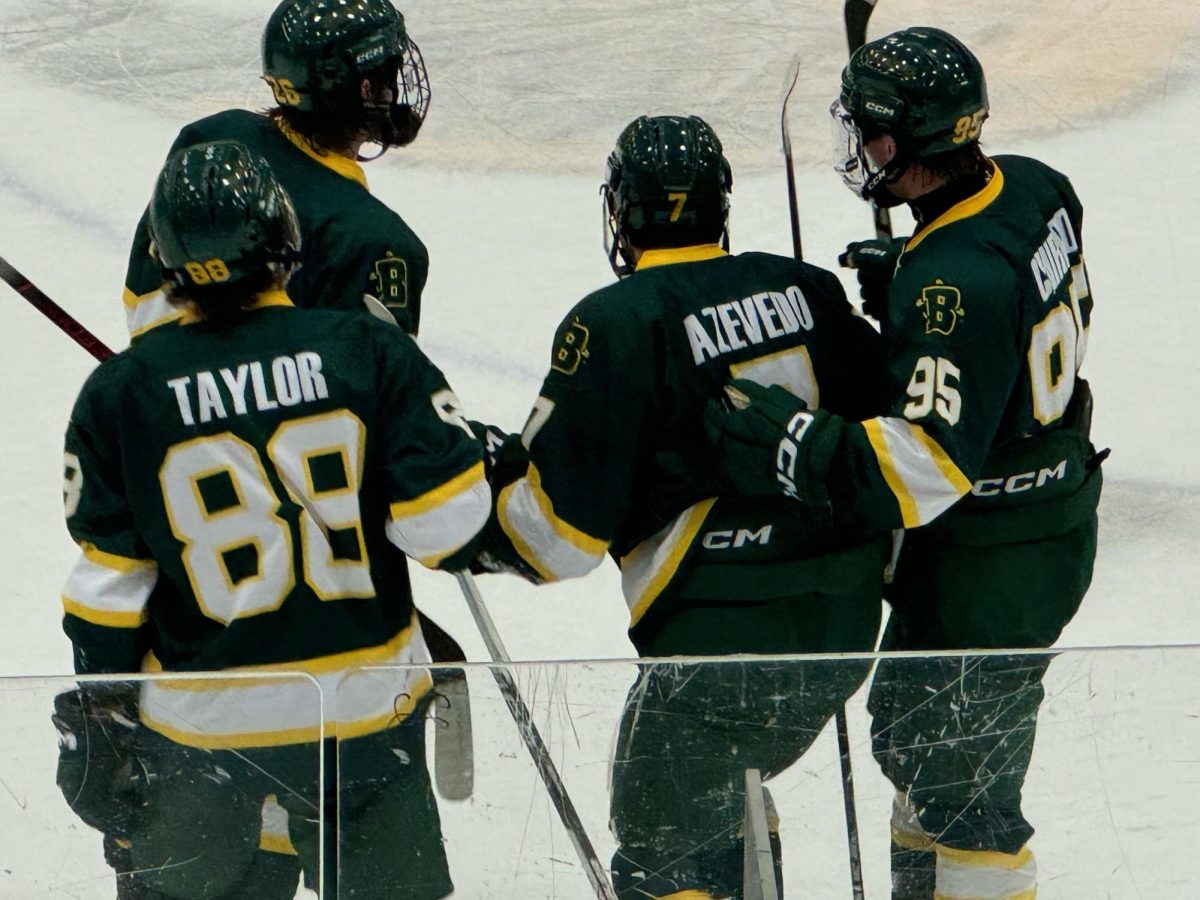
<box><xmin>830</xmin><ymin>155</ymin><xmax>1099</xmax><ymax>533</ymax></box>
<box><xmin>61</xmin><ymin>296</ymin><xmax>487</xmax><ymax>748</ymax></box>
<box><xmin>123</xmin><ymin>110</ymin><xmax>428</xmax><ymax>339</ymax></box>
<box><xmin>495</xmin><ymin>245</ymin><xmax>885</xmax><ymax>640</ymax></box>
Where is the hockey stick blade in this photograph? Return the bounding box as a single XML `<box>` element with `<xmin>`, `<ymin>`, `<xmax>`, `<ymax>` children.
<box><xmin>0</xmin><ymin>255</ymin><xmax>114</xmax><ymax>362</ymax></box>
<box><xmin>780</xmin><ymin>53</ymin><xmax>804</xmax><ymax>260</ymax></box>
<box><xmin>454</xmin><ymin>573</ymin><xmax>618</xmax><ymax>899</ymax></box>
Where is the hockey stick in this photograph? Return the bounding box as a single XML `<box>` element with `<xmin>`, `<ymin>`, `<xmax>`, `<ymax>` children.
<box><xmin>453</xmin><ymin>572</ymin><xmax>618</xmax><ymax>900</ymax></box>
<box><xmin>0</xmin><ymin>255</ymin><xmax>114</xmax><ymax>362</ymax></box>
<box><xmin>780</xmin><ymin>54</ymin><xmax>804</xmax><ymax>260</ymax></box>
<box><xmin>844</xmin><ymin>0</ymin><xmax>893</xmax><ymax>241</ymax></box>
<box><xmin>775</xmin><ymin>28</ymin><xmax>867</xmax><ymax>897</ymax></box>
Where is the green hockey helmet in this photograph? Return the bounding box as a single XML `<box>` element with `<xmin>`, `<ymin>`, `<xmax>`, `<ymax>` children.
<box><xmin>831</xmin><ymin>27</ymin><xmax>988</xmax><ymax>201</ymax></box>
<box><xmin>149</xmin><ymin>141</ymin><xmax>301</xmax><ymax>290</ymax></box>
<box><xmin>603</xmin><ymin>115</ymin><xmax>732</xmax><ymax>277</ymax></box>
<box><xmin>262</xmin><ymin>0</ymin><xmax>430</xmax><ymax>150</ymax></box>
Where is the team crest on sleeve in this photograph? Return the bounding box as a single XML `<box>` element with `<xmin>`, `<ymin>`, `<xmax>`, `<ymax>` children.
<box><xmin>916</xmin><ymin>279</ymin><xmax>965</xmax><ymax>336</ymax></box>
<box><xmin>370</xmin><ymin>252</ymin><xmax>408</xmax><ymax>309</ymax></box>
<box><xmin>551</xmin><ymin>319</ymin><xmax>590</xmax><ymax>375</ymax></box>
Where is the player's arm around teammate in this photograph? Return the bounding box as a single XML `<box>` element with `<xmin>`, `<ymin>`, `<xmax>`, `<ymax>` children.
<box><xmin>707</xmin><ymin>27</ymin><xmax>1107</xmax><ymax>900</ymax></box>
<box><xmin>472</xmin><ymin>115</ymin><xmax>892</xmax><ymax>899</ymax></box>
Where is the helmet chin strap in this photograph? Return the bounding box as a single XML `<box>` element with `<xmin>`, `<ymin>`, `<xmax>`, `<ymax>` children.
<box><xmin>862</xmin><ymin>142</ymin><xmax>913</xmax><ymax>208</ymax></box>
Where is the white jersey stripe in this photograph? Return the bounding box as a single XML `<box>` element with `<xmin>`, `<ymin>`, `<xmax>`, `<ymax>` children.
<box><xmin>934</xmin><ymin>842</ymin><xmax>1036</xmax><ymax>899</ymax></box>
<box><xmin>61</xmin><ymin>548</ymin><xmax>158</xmax><ymax>628</ymax></box>
<box><xmin>139</xmin><ymin>613</ymin><xmax>432</xmax><ymax>748</ymax></box>
<box><xmin>863</xmin><ymin>417</ymin><xmax>971</xmax><ymax>528</ymax></box>
<box><xmin>386</xmin><ymin>461</ymin><xmax>491</xmax><ymax>567</ymax></box>
<box><xmin>497</xmin><ymin>465</ymin><xmax>608</xmax><ymax>582</ymax></box>
<box><xmin>621</xmin><ymin>499</ymin><xmax>716</xmax><ymax>626</ymax></box>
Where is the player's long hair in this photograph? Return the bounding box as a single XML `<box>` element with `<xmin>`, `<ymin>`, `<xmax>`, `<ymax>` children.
<box><xmin>269</xmin><ymin>107</ymin><xmax>361</xmax><ymax>158</ymax></box>
<box><xmin>165</xmin><ymin>268</ymin><xmax>283</xmax><ymax>329</ymax></box>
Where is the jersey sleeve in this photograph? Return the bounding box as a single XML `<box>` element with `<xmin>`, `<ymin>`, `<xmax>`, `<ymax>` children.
<box><xmin>803</xmin><ymin>267</ymin><xmax>887</xmax><ymax>421</ymax></box>
<box><xmin>375</xmin><ymin>329</ymin><xmax>490</xmax><ymax>568</ymax></box>
<box><xmin>829</xmin><ymin>248</ymin><xmax>1022</xmax><ymax>530</ymax></box>
<box><xmin>494</xmin><ymin>298</ymin><xmax>653</xmax><ymax>582</ymax></box>
<box><xmin>61</xmin><ymin>363</ymin><xmax>157</xmax><ymax>674</ymax></box>
<box><xmin>323</xmin><ymin>223</ymin><xmax>429</xmax><ymax>336</ymax></box>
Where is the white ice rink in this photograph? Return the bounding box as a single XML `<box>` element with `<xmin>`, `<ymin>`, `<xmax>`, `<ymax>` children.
<box><xmin>1</xmin><ymin>1</ymin><xmax>1199</xmax><ymax>896</ymax></box>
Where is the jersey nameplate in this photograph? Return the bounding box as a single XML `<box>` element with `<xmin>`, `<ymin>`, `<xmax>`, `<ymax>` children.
<box><xmin>683</xmin><ymin>285</ymin><xmax>814</xmax><ymax>365</ymax></box>
<box><xmin>1030</xmin><ymin>207</ymin><xmax>1079</xmax><ymax>303</ymax></box>
<box><xmin>166</xmin><ymin>351</ymin><xmax>329</xmax><ymax>425</ymax></box>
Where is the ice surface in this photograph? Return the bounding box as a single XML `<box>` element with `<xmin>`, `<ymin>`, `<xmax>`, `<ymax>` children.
<box><xmin>1</xmin><ymin>1</ymin><xmax>1198</xmax><ymax>897</ymax></box>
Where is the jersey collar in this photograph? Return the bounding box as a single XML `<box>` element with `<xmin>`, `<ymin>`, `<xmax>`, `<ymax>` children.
<box><xmin>635</xmin><ymin>243</ymin><xmax>728</xmax><ymax>271</ymax></box>
<box><xmin>178</xmin><ymin>288</ymin><xmax>294</xmax><ymax>325</ymax></box>
<box><xmin>275</xmin><ymin>118</ymin><xmax>369</xmax><ymax>190</ymax></box>
<box><xmin>904</xmin><ymin>162</ymin><xmax>1004</xmax><ymax>253</ymax></box>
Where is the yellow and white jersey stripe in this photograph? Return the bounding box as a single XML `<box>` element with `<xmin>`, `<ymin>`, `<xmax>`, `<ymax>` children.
<box><xmin>934</xmin><ymin>842</ymin><xmax>1037</xmax><ymax>900</ymax></box>
<box><xmin>861</xmin><ymin>417</ymin><xmax>973</xmax><ymax>528</ymax></box>
<box><xmin>124</xmin><ymin>285</ymin><xmax>182</xmax><ymax>339</ymax></box>
<box><xmin>61</xmin><ymin>542</ymin><xmax>158</xmax><ymax>629</ymax></box>
<box><xmin>139</xmin><ymin>611</ymin><xmax>432</xmax><ymax>749</ymax></box>
<box><xmin>497</xmin><ymin>464</ymin><xmax>609</xmax><ymax>582</ymax></box>
<box><xmin>386</xmin><ymin>460</ymin><xmax>490</xmax><ymax>567</ymax></box>
<box><xmin>621</xmin><ymin>499</ymin><xmax>716</xmax><ymax>628</ymax></box>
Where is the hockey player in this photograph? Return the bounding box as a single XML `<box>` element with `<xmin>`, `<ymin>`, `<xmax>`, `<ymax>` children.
<box><xmin>122</xmin><ymin>0</ymin><xmax>431</xmax><ymax>340</ymax></box>
<box><xmin>114</xmin><ymin>2</ymin><xmax>469</xmax><ymax>885</ymax></box>
<box><xmin>475</xmin><ymin>114</ymin><xmax>891</xmax><ymax>898</ymax></box>
<box><xmin>705</xmin><ymin>27</ymin><xmax>1105</xmax><ymax>900</ymax></box>
<box><xmin>55</xmin><ymin>141</ymin><xmax>488</xmax><ymax>900</ymax></box>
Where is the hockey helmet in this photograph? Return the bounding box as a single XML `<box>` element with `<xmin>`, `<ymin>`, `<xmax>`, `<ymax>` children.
<box><xmin>831</xmin><ymin>27</ymin><xmax>988</xmax><ymax>201</ymax></box>
<box><xmin>603</xmin><ymin>115</ymin><xmax>732</xmax><ymax>278</ymax></box>
<box><xmin>262</xmin><ymin>0</ymin><xmax>430</xmax><ymax>150</ymax></box>
<box><xmin>149</xmin><ymin>141</ymin><xmax>301</xmax><ymax>290</ymax></box>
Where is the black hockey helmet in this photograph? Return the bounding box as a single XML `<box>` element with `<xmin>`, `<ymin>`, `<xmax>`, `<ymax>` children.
<box><xmin>831</xmin><ymin>27</ymin><xmax>988</xmax><ymax>202</ymax></box>
<box><xmin>262</xmin><ymin>0</ymin><xmax>430</xmax><ymax>151</ymax></box>
<box><xmin>149</xmin><ymin>141</ymin><xmax>301</xmax><ymax>290</ymax></box>
<box><xmin>603</xmin><ymin>115</ymin><xmax>732</xmax><ymax>277</ymax></box>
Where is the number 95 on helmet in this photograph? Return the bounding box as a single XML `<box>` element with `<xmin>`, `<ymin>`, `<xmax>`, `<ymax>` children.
<box><xmin>831</xmin><ymin>26</ymin><xmax>988</xmax><ymax>203</ymax></box>
<box><xmin>602</xmin><ymin>115</ymin><xmax>733</xmax><ymax>278</ymax></box>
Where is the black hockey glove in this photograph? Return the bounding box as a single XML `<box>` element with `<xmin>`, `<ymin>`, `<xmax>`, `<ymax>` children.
<box><xmin>467</xmin><ymin>420</ymin><xmax>530</xmax><ymax>491</ymax></box>
<box><xmin>52</xmin><ymin>683</ymin><xmax>148</xmax><ymax>837</ymax></box>
<box><xmin>704</xmin><ymin>379</ymin><xmax>845</xmax><ymax>508</ymax></box>
<box><xmin>838</xmin><ymin>237</ymin><xmax>906</xmax><ymax>321</ymax></box>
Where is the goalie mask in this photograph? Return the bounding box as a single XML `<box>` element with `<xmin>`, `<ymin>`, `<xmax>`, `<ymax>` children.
<box><xmin>149</xmin><ymin>141</ymin><xmax>302</xmax><ymax>290</ymax></box>
<box><xmin>832</xmin><ymin>26</ymin><xmax>988</xmax><ymax>205</ymax></box>
<box><xmin>602</xmin><ymin>115</ymin><xmax>732</xmax><ymax>278</ymax></box>
<box><xmin>263</xmin><ymin>0</ymin><xmax>430</xmax><ymax>156</ymax></box>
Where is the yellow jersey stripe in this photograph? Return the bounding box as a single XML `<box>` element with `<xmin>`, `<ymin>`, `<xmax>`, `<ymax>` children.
<box><xmin>906</xmin><ymin>164</ymin><xmax>1005</xmax><ymax>252</ymax></box>
<box><xmin>496</xmin><ymin>478</ymin><xmax>560</xmax><ymax>583</ymax></box>
<box><xmin>911</xmin><ymin>426</ymin><xmax>972</xmax><ymax>495</ymax></box>
<box><xmin>625</xmin><ymin>499</ymin><xmax>716</xmax><ymax>627</ymax></box>
<box><xmin>637</xmin><ymin>243</ymin><xmax>727</xmax><ymax>271</ymax></box>
<box><xmin>143</xmin><ymin>614</ymin><xmax>420</xmax><ymax>686</ymax></box>
<box><xmin>61</xmin><ymin>595</ymin><xmax>146</xmax><ymax>629</ymax></box>
<box><xmin>80</xmin><ymin>542</ymin><xmax>155</xmax><ymax>574</ymax></box>
<box><xmin>275</xmin><ymin>118</ymin><xmax>368</xmax><ymax>189</ymax></box>
<box><xmin>524</xmin><ymin>465</ymin><xmax>608</xmax><ymax>555</ymax></box>
<box><xmin>863</xmin><ymin>419</ymin><xmax>921</xmax><ymax>528</ymax></box>
<box><xmin>390</xmin><ymin>461</ymin><xmax>486</xmax><ymax>519</ymax></box>
<box><xmin>122</xmin><ymin>286</ymin><xmax>163</xmax><ymax>309</ymax></box>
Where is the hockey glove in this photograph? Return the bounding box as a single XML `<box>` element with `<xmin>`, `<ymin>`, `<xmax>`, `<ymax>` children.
<box><xmin>52</xmin><ymin>683</ymin><xmax>148</xmax><ymax>837</ymax></box>
<box><xmin>703</xmin><ymin>379</ymin><xmax>845</xmax><ymax>508</ymax></box>
<box><xmin>839</xmin><ymin>237</ymin><xmax>906</xmax><ymax>321</ymax></box>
